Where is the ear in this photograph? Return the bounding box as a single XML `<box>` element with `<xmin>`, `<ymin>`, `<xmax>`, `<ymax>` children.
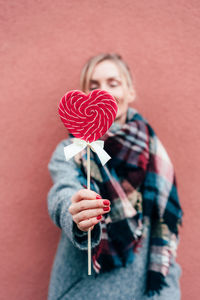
<box><xmin>127</xmin><ymin>88</ymin><xmax>136</xmax><ymax>103</ymax></box>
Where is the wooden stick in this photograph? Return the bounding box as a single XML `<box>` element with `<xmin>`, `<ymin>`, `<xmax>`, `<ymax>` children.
<box><xmin>87</xmin><ymin>145</ymin><xmax>91</xmax><ymax>275</ymax></box>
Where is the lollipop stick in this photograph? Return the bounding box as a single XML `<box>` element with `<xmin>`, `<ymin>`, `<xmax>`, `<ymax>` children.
<box><xmin>87</xmin><ymin>145</ymin><xmax>92</xmax><ymax>275</ymax></box>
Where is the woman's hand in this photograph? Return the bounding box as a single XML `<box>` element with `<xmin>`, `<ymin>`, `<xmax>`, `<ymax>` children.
<box><xmin>68</xmin><ymin>189</ymin><xmax>110</xmax><ymax>232</ymax></box>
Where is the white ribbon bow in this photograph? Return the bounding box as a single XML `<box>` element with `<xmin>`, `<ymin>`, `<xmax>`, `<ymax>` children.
<box><xmin>64</xmin><ymin>138</ymin><xmax>111</xmax><ymax>166</ymax></box>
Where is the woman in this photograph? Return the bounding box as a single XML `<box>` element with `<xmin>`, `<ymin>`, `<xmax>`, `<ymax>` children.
<box><xmin>47</xmin><ymin>53</ymin><xmax>183</xmax><ymax>300</ymax></box>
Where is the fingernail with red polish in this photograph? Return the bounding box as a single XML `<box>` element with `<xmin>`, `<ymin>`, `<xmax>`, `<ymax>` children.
<box><xmin>103</xmin><ymin>200</ymin><xmax>110</xmax><ymax>206</ymax></box>
<box><xmin>96</xmin><ymin>195</ymin><xmax>102</xmax><ymax>199</ymax></box>
<box><xmin>97</xmin><ymin>215</ymin><xmax>102</xmax><ymax>220</ymax></box>
<box><xmin>103</xmin><ymin>207</ymin><xmax>110</xmax><ymax>211</ymax></box>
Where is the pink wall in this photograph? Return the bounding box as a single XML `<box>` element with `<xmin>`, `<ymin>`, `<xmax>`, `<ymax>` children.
<box><xmin>0</xmin><ymin>1</ymin><xmax>199</xmax><ymax>299</ymax></box>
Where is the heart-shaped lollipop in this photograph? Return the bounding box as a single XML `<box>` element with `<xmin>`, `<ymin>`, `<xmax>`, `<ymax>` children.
<box><xmin>58</xmin><ymin>89</ymin><xmax>118</xmax><ymax>142</ymax></box>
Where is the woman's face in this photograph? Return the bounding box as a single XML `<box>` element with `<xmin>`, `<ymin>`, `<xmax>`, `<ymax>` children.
<box><xmin>87</xmin><ymin>60</ymin><xmax>135</xmax><ymax>124</ymax></box>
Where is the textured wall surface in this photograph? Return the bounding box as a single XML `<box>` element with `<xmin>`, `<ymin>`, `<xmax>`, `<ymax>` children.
<box><xmin>0</xmin><ymin>1</ymin><xmax>199</xmax><ymax>299</ymax></box>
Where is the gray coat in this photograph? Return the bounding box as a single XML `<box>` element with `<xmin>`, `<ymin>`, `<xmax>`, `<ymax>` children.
<box><xmin>47</xmin><ymin>139</ymin><xmax>182</xmax><ymax>300</ymax></box>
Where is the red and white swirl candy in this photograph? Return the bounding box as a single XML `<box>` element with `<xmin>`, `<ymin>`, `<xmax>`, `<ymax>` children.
<box><xmin>58</xmin><ymin>89</ymin><xmax>118</xmax><ymax>142</ymax></box>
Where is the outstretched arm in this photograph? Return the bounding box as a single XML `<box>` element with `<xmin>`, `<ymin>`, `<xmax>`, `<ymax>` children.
<box><xmin>47</xmin><ymin>139</ymin><xmax>104</xmax><ymax>250</ymax></box>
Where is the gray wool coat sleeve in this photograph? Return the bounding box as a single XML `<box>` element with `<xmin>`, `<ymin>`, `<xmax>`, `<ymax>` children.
<box><xmin>47</xmin><ymin>138</ymin><xmax>102</xmax><ymax>250</ymax></box>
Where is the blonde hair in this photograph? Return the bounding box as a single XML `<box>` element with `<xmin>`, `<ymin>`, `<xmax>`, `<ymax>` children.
<box><xmin>80</xmin><ymin>53</ymin><xmax>135</xmax><ymax>93</ymax></box>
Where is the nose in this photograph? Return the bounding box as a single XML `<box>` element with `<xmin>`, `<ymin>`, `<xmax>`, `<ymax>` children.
<box><xmin>100</xmin><ymin>83</ymin><xmax>108</xmax><ymax>91</ymax></box>
<box><xmin>99</xmin><ymin>83</ymin><xmax>113</xmax><ymax>95</ymax></box>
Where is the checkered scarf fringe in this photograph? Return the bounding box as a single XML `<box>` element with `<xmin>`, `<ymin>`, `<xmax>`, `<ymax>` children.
<box><xmin>73</xmin><ymin>108</ymin><xmax>183</xmax><ymax>297</ymax></box>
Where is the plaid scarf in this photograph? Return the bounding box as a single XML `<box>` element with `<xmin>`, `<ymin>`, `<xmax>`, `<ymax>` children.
<box><xmin>73</xmin><ymin>108</ymin><xmax>183</xmax><ymax>297</ymax></box>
